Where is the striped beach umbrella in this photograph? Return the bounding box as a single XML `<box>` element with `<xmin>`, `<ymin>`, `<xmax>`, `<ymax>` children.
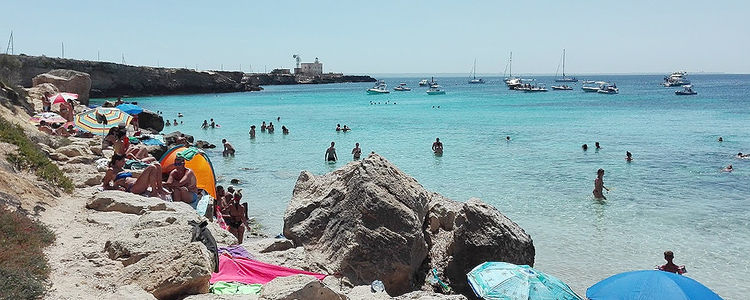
<box><xmin>73</xmin><ymin>107</ymin><xmax>132</xmax><ymax>135</ymax></box>
<box><xmin>29</xmin><ymin>112</ymin><xmax>67</xmax><ymax>124</ymax></box>
<box><xmin>48</xmin><ymin>92</ymin><xmax>78</xmax><ymax>105</ymax></box>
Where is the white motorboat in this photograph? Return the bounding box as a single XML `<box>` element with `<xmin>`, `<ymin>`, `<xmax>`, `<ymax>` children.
<box><xmin>393</xmin><ymin>83</ymin><xmax>411</xmax><ymax>91</ymax></box>
<box><xmin>582</xmin><ymin>81</ymin><xmax>607</xmax><ymax>92</ymax></box>
<box><xmin>663</xmin><ymin>71</ymin><xmax>690</xmax><ymax>87</ymax></box>
<box><xmin>675</xmin><ymin>85</ymin><xmax>697</xmax><ymax>95</ymax></box>
<box><xmin>597</xmin><ymin>83</ymin><xmax>619</xmax><ymax>94</ymax></box>
<box><xmin>519</xmin><ymin>83</ymin><xmax>548</xmax><ymax>92</ymax></box>
<box><xmin>367</xmin><ymin>81</ymin><xmax>390</xmax><ymax>94</ymax></box>
<box><xmin>551</xmin><ymin>85</ymin><xmax>573</xmax><ymax>90</ymax></box>
<box><xmin>426</xmin><ymin>85</ymin><xmax>446</xmax><ymax>95</ymax></box>
<box><xmin>418</xmin><ymin>79</ymin><xmax>429</xmax><ymax>86</ymax></box>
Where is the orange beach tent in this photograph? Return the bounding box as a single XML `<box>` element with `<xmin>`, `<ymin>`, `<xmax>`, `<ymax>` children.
<box><xmin>159</xmin><ymin>146</ymin><xmax>217</xmax><ymax>199</ymax></box>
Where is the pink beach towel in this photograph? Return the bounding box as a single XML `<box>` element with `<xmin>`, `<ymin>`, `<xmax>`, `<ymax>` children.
<box><xmin>210</xmin><ymin>253</ymin><xmax>327</xmax><ymax>285</ymax></box>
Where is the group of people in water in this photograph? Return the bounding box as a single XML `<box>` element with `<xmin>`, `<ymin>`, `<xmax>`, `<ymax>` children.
<box><xmin>325</xmin><ymin>142</ymin><xmax>362</xmax><ymax>162</ymax></box>
<box><xmin>335</xmin><ymin>124</ymin><xmax>351</xmax><ymax>132</ymax></box>
<box><xmin>248</xmin><ymin>118</ymin><xmax>289</xmax><ymax>138</ymax></box>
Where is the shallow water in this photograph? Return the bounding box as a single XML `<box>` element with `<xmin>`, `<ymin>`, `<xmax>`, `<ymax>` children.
<box><xmin>96</xmin><ymin>74</ymin><xmax>750</xmax><ymax>298</ymax></box>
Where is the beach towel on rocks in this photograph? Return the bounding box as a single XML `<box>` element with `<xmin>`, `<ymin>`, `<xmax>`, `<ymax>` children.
<box><xmin>218</xmin><ymin>245</ymin><xmax>254</xmax><ymax>259</ymax></box>
<box><xmin>210</xmin><ymin>253</ymin><xmax>327</xmax><ymax>285</ymax></box>
<box><xmin>124</xmin><ymin>159</ymin><xmax>150</xmax><ymax>170</ymax></box>
<box><xmin>210</xmin><ymin>281</ymin><xmax>262</xmax><ymax>295</ymax></box>
<box><xmin>176</xmin><ymin>147</ymin><xmax>200</xmax><ymax>160</ymax></box>
<box><xmin>139</xmin><ymin>138</ymin><xmax>164</xmax><ymax>146</ymax></box>
<box><xmin>189</xmin><ymin>220</ymin><xmax>219</xmax><ymax>272</ymax></box>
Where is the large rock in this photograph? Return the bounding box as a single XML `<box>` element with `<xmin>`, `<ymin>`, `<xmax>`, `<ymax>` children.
<box><xmin>283</xmin><ymin>153</ymin><xmax>431</xmax><ymax>296</ymax></box>
<box><xmin>259</xmin><ymin>274</ymin><xmax>347</xmax><ymax>300</ymax></box>
<box><xmin>145</xmin><ymin>144</ymin><xmax>168</xmax><ymax>160</ymax></box>
<box><xmin>31</xmin><ymin>69</ymin><xmax>92</xmax><ymax>105</ymax></box>
<box><xmin>56</xmin><ymin>144</ymin><xmax>93</xmax><ymax>157</ymax></box>
<box><xmin>105</xmin><ymin>224</ymin><xmax>192</xmax><ymax>266</ymax></box>
<box><xmin>86</xmin><ymin>191</ymin><xmax>170</xmax><ymax>215</ymax></box>
<box><xmin>24</xmin><ymin>82</ymin><xmax>58</xmax><ymax>112</ymax></box>
<box><xmin>116</xmin><ymin>242</ymin><xmax>213</xmax><ymax>300</ymax></box>
<box><xmin>138</xmin><ymin>110</ymin><xmax>164</xmax><ymax>132</ymax></box>
<box><xmin>164</xmin><ymin>131</ymin><xmax>194</xmax><ymax>147</ymax></box>
<box><xmin>108</xmin><ymin>284</ymin><xmax>158</xmax><ymax>300</ymax></box>
<box><xmin>424</xmin><ymin>196</ymin><xmax>535</xmax><ymax>296</ymax></box>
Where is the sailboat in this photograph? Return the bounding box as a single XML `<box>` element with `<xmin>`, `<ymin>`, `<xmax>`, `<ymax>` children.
<box><xmin>554</xmin><ymin>49</ymin><xmax>578</xmax><ymax>82</ymax></box>
<box><xmin>504</xmin><ymin>52</ymin><xmax>522</xmax><ymax>89</ymax></box>
<box><xmin>468</xmin><ymin>59</ymin><xmax>484</xmax><ymax>84</ymax></box>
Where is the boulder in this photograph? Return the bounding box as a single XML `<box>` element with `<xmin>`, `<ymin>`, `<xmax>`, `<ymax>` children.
<box><xmin>346</xmin><ymin>286</ymin><xmax>391</xmax><ymax>300</ymax></box>
<box><xmin>116</xmin><ymin>242</ymin><xmax>213</xmax><ymax>300</ymax></box>
<box><xmin>424</xmin><ymin>197</ymin><xmax>535</xmax><ymax>296</ymax></box>
<box><xmin>260</xmin><ymin>239</ymin><xmax>295</xmax><ymax>253</ymax></box>
<box><xmin>194</xmin><ymin>140</ymin><xmax>215</xmax><ymax>149</ymax></box>
<box><xmin>395</xmin><ymin>291</ymin><xmax>467</xmax><ymax>300</ymax></box>
<box><xmin>283</xmin><ymin>153</ymin><xmax>431</xmax><ymax>296</ymax></box>
<box><xmin>56</xmin><ymin>144</ymin><xmax>93</xmax><ymax>157</ymax></box>
<box><xmin>164</xmin><ymin>131</ymin><xmax>194</xmax><ymax>147</ymax></box>
<box><xmin>105</xmin><ymin>224</ymin><xmax>193</xmax><ymax>266</ymax></box>
<box><xmin>259</xmin><ymin>274</ymin><xmax>347</xmax><ymax>300</ymax></box>
<box><xmin>138</xmin><ymin>110</ymin><xmax>164</xmax><ymax>132</ymax></box>
<box><xmin>109</xmin><ymin>284</ymin><xmax>158</xmax><ymax>300</ymax></box>
<box><xmin>32</xmin><ymin>69</ymin><xmax>92</xmax><ymax>105</ymax></box>
<box><xmin>25</xmin><ymin>82</ymin><xmax>59</xmax><ymax>112</ymax></box>
<box><xmin>145</xmin><ymin>144</ymin><xmax>168</xmax><ymax>160</ymax></box>
<box><xmin>86</xmin><ymin>191</ymin><xmax>170</xmax><ymax>215</ymax></box>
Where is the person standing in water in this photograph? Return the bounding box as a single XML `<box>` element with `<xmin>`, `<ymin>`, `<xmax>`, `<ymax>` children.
<box><xmin>626</xmin><ymin>151</ymin><xmax>633</xmax><ymax>162</ymax></box>
<box><xmin>222</xmin><ymin>139</ymin><xmax>235</xmax><ymax>157</ymax></box>
<box><xmin>325</xmin><ymin>142</ymin><xmax>338</xmax><ymax>162</ymax></box>
<box><xmin>249</xmin><ymin>125</ymin><xmax>256</xmax><ymax>138</ymax></box>
<box><xmin>593</xmin><ymin>168</ymin><xmax>610</xmax><ymax>199</ymax></box>
<box><xmin>352</xmin><ymin>143</ymin><xmax>362</xmax><ymax>160</ymax></box>
<box><xmin>261</xmin><ymin>121</ymin><xmax>266</xmax><ymax>132</ymax></box>
<box><xmin>432</xmin><ymin>138</ymin><xmax>443</xmax><ymax>155</ymax></box>
<box><xmin>201</xmin><ymin>120</ymin><xmax>209</xmax><ymax>129</ymax></box>
<box><xmin>658</xmin><ymin>250</ymin><xmax>686</xmax><ymax>274</ymax></box>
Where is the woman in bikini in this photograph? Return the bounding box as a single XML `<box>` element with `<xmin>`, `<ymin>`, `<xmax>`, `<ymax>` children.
<box><xmin>102</xmin><ymin>154</ymin><xmax>165</xmax><ymax>197</ymax></box>
<box><xmin>221</xmin><ymin>190</ymin><xmax>250</xmax><ymax>243</ymax></box>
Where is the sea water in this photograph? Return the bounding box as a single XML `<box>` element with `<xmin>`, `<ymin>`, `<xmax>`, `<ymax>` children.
<box><xmin>95</xmin><ymin>74</ymin><xmax>750</xmax><ymax>298</ymax></box>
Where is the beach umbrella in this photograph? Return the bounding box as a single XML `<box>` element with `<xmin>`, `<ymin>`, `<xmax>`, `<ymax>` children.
<box><xmin>29</xmin><ymin>112</ymin><xmax>67</xmax><ymax>124</ymax></box>
<box><xmin>48</xmin><ymin>92</ymin><xmax>78</xmax><ymax>105</ymax></box>
<box><xmin>467</xmin><ymin>262</ymin><xmax>582</xmax><ymax>300</ymax></box>
<box><xmin>586</xmin><ymin>270</ymin><xmax>722</xmax><ymax>300</ymax></box>
<box><xmin>73</xmin><ymin>107</ymin><xmax>132</xmax><ymax>135</ymax></box>
<box><xmin>116</xmin><ymin>103</ymin><xmax>143</xmax><ymax>115</ymax></box>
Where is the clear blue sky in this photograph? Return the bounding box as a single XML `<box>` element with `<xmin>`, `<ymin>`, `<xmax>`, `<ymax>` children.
<box><xmin>2</xmin><ymin>0</ymin><xmax>748</xmax><ymax>74</ymax></box>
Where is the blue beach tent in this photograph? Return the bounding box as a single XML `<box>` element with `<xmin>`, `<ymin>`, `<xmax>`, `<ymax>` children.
<box><xmin>586</xmin><ymin>270</ymin><xmax>722</xmax><ymax>300</ymax></box>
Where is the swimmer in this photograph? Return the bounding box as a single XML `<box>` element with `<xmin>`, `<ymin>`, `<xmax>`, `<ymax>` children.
<box><xmin>342</xmin><ymin>125</ymin><xmax>350</xmax><ymax>132</ymax></box>
<box><xmin>178</xmin><ymin>113</ymin><xmax>184</xmax><ymax>117</ymax></box>
<box><xmin>261</xmin><ymin>121</ymin><xmax>266</xmax><ymax>132</ymax></box>
<box><xmin>506</xmin><ymin>136</ymin><xmax>511</xmax><ymax>142</ymax></box>
<box><xmin>282</xmin><ymin>125</ymin><xmax>289</xmax><ymax>134</ymax></box>
<box><xmin>325</xmin><ymin>142</ymin><xmax>338</xmax><ymax>162</ymax></box>
<box><xmin>336</xmin><ymin>124</ymin><xmax>341</xmax><ymax>132</ymax></box>
<box><xmin>432</xmin><ymin>138</ymin><xmax>443</xmax><ymax>154</ymax></box>
<box><xmin>249</xmin><ymin>125</ymin><xmax>256</xmax><ymax>138</ymax></box>
<box><xmin>267</xmin><ymin>122</ymin><xmax>275</xmax><ymax>133</ymax></box>
<box><xmin>210</xmin><ymin>119</ymin><xmax>216</xmax><ymax>128</ymax></box>
<box><xmin>277</xmin><ymin>116</ymin><xmax>280</xmax><ymax>121</ymax></box>
<box><xmin>201</xmin><ymin>120</ymin><xmax>208</xmax><ymax>129</ymax></box>
<box><xmin>722</xmin><ymin>164</ymin><xmax>733</xmax><ymax>172</ymax></box>
<box><xmin>718</xmin><ymin>136</ymin><xmax>723</xmax><ymax>142</ymax></box>
<box><xmin>582</xmin><ymin>144</ymin><xmax>588</xmax><ymax>151</ymax></box>
<box><xmin>173</xmin><ymin>119</ymin><xmax>178</xmax><ymax>126</ymax></box>
<box><xmin>165</xmin><ymin>120</ymin><xmax>171</xmax><ymax>126</ymax></box>
<box><xmin>595</xmin><ymin>142</ymin><xmax>601</xmax><ymax>150</ymax></box>
<box><xmin>352</xmin><ymin>142</ymin><xmax>362</xmax><ymax>160</ymax></box>
<box><xmin>593</xmin><ymin>168</ymin><xmax>609</xmax><ymax>199</ymax></box>
<box><xmin>626</xmin><ymin>151</ymin><xmax>633</xmax><ymax>162</ymax></box>
<box><xmin>737</xmin><ymin>152</ymin><xmax>750</xmax><ymax>159</ymax></box>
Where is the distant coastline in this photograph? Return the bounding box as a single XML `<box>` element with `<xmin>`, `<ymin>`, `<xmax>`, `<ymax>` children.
<box><xmin>0</xmin><ymin>54</ymin><xmax>376</xmax><ymax>98</ymax></box>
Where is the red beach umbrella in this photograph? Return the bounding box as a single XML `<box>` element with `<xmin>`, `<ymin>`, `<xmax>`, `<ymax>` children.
<box><xmin>48</xmin><ymin>92</ymin><xmax>78</xmax><ymax>105</ymax></box>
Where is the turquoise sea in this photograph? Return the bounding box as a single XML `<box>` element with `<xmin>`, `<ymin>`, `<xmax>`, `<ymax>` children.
<box><xmin>96</xmin><ymin>74</ymin><xmax>750</xmax><ymax>298</ymax></box>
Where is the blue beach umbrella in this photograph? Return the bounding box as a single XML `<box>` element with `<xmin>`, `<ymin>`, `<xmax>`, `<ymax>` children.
<box><xmin>467</xmin><ymin>262</ymin><xmax>583</xmax><ymax>300</ymax></box>
<box><xmin>116</xmin><ymin>103</ymin><xmax>144</xmax><ymax>115</ymax></box>
<box><xmin>586</xmin><ymin>270</ymin><xmax>722</xmax><ymax>300</ymax></box>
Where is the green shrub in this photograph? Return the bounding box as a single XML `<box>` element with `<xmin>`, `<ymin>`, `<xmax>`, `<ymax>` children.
<box><xmin>0</xmin><ymin>205</ymin><xmax>55</xmax><ymax>300</ymax></box>
<box><xmin>0</xmin><ymin>117</ymin><xmax>73</xmax><ymax>193</ymax></box>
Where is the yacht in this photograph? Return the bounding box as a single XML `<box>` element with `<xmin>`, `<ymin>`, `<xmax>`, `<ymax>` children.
<box><xmin>519</xmin><ymin>83</ymin><xmax>548</xmax><ymax>92</ymax></box>
<box><xmin>551</xmin><ymin>85</ymin><xmax>573</xmax><ymax>90</ymax></box>
<box><xmin>597</xmin><ymin>83</ymin><xmax>619</xmax><ymax>94</ymax></box>
<box><xmin>468</xmin><ymin>59</ymin><xmax>485</xmax><ymax>84</ymax></box>
<box><xmin>393</xmin><ymin>83</ymin><xmax>411</xmax><ymax>91</ymax></box>
<box><xmin>675</xmin><ymin>85</ymin><xmax>697</xmax><ymax>95</ymax></box>
<box><xmin>663</xmin><ymin>71</ymin><xmax>690</xmax><ymax>87</ymax></box>
<box><xmin>554</xmin><ymin>49</ymin><xmax>578</xmax><ymax>82</ymax></box>
<box><xmin>367</xmin><ymin>81</ymin><xmax>390</xmax><ymax>94</ymax></box>
<box><xmin>426</xmin><ymin>85</ymin><xmax>446</xmax><ymax>95</ymax></box>
<box><xmin>506</xmin><ymin>78</ymin><xmax>523</xmax><ymax>90</ymax></box>
<box><xmin>503</xmin><ymin>52</ymin><xmax>520</xmax><ymax>86</ymax></box>
<box><xmin>418</xmin><ymin>79</ymin><xmax>430</xmax><ymax>86</ymax></box>
<box><xmin>582</xmin><ymin>81</ymin><xmax>606</xmax><ymax>92</ymax></box>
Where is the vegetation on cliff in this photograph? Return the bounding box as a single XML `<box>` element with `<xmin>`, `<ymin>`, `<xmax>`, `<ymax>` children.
<box><xmin>0</xmin><ymin>204</ymin><xmax>56</xmax><ymax>300</ymax></box>
<box><xmin>0</xmin><ymin>116</ymin><xmax>74</xmax><ymax>193</ymax></box>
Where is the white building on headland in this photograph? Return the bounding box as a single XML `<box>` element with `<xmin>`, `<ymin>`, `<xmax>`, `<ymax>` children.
<box><xmin>296</xmin><ymin>57</ymin><xmax>323</xmax><ymax>75</ymax></box>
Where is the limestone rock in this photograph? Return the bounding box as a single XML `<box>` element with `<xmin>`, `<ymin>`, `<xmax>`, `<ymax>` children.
<box><xmin>138</xmin><ymin>110</ymin><xmax>164</xmax><ymax>132</ymax></box>
<box><xmin>49</xmin><ymin>151</ymin><xmax>69</xmax><ymax>162</ymax></box>
<box><xmin>283</xmin><ymin>153</ymin><xmax>431</xmax><ymax>296</ymax></box>
<box><xmin>259</xmin><ymin>274</ymin><xmax>347</xmax><ymax>300</ymax></box>
<box><xmin>346</xmin><ymin>286</ymin><xmax>391</xmax><ymax>300</ymax></box>
<box><xmin>395</xmin><ymin>291</ymin><xmax>468</xmax><ymax>300</ymax></box>
<box><xmin>117</xmin><ymin>242</ymin><xmax>212</xmax><ymax>300</ymax></box>
<box><xmin>56</xmin><ymin>144</ymin><xmax>92</xmax><ymax>157</ymax></box>
<box><xmin>260</xmin><ymin>239</ymin><xmax>295</xmax><ymax>253</ymax></box>
<box><xmin>206</xmin><ymin>220</ymin><xmax>238</xmax><ymax>246</ymax></box>
<box><xmin>145</xmin><ymin>144</ymin><xmax>167</xmax><ymax>160</ymax></box>
<box><xmin>425</xmin><ymin>197</ymin><xmax>535</xmax><ymax>296</ymax></box>
<box><xmin>195</xmin><ymin>140</ymin><xmax>216</xmax><ymax>149</ymax></box>
<box><xmin>105</xmin><ymin>224</ymin><xmax>193</xmax><ymax>266</ymax></box>
<box><xmin>32</xmin><ymin>69</ymin><xmax>92</xmax><ymax>105</ymax></box>
<box><xmin>86</xmin><ymin>191</ymin><xmax>169</xmax><ymax>215</ymax></box>
<box><xmin>109</xmin><ymin>284</ymin><xmax>158</xmax><ymax>300</ymax></box>
<box><xmin>25</xmin><ymin>83</ymin><xmax>59</xmax><ymax>112</ymax></box>
<box><xmin>164</xmin><ymin>131</ymin><xmax>194</xmax><ymax>147</ymax></box>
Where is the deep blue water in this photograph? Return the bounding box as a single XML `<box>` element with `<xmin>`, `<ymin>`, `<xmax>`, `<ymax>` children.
<box><xmin>95</xmin><ymin>74</ymin><xmax>750</xmax><ymax>298</ymax></box>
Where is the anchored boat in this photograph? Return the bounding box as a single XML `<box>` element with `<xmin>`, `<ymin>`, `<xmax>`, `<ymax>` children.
<box><xmin>367</xmin><ymin>81</ymin><xmax>390</xmax><ymax>94</ymax></box>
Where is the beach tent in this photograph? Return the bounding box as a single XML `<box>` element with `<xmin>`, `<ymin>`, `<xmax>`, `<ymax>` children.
<box><xmin>159</xmin><ymin>146</ymin><xmax>217</xmax><ymax>199</ymax></box>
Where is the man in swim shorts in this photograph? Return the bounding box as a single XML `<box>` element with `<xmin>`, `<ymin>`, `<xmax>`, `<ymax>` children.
<box><xmin>222</xmin><ymin>139</ymin><xmax>235</xmax><ymax>157</ymax></box>
<box><xmin>432</xmin><ymin>138</ymin><xmax>443</xmax><ymax>154</ymax></box>
<box><xmin>325</xmin><ymin>142</ymin><xmax>338</xmax><ymax>162</ymax></box>
<box><xmin>165</xmin><ymin>156</ymin><xmax>199</xmax><ymax>203</ymax></box>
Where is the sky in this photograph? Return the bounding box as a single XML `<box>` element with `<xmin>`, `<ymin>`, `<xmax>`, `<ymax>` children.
<box><xmin>2</xmin><ymin>0</ymin><xmax>749</xmax><ymax>75</ymax></box>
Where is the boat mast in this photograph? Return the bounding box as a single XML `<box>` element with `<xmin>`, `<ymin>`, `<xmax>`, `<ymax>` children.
<box><xmin>473</xmin><ymin>58</ymin><xmax>477</xmax><ymax>79</ymax></box>
<box><xmin>509</xmin><ymin>52</ymin><xmax>513</xmax><ymax>77</ymax></box>
<box><xmin>562</xmin><ymin>49</ymin><xmax>566</xmax><ymax>78</ymax></box>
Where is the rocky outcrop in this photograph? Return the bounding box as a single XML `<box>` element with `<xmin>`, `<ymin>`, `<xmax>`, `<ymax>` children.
<box><xmin>164</xmin><ymin>131</ymin><xmax>194</xmax><ymax>147</ymax></box>
<box><xmin>259</xmin><ymin>275</ymin><xmax>347</xmax><ymax>300</ymax></box>
<box><xmin>138</xmin><ymin>110</ymin><xmax>164</xmax><ymax>132</ymax></box>
<box><xmin>283</xmin><ymin>153</ymin><xmax>534</xmax><ymax>297</ymax></box>
<box><xmin>117</xmin><ymin>242</ymin><xmax>213</xmax><ymax>300</ymax></box>
<box><xmin>32</xmin><ymin>69</ymin><xmax>92</xmax><ymax>105</ymax></box>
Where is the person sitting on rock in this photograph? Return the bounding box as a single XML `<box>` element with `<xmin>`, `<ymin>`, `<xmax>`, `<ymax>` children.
<box><xmin>102</xmin><ymin>154</ymin><xmax>166</xmax><ymax>198</ymax></box>
<box><xmin>165</xmin><ymin>156</ymin><xmax>199</xmax><ymax>204</ymax></box>
<box><xmin>221</xmin><ymin>189</ymin><xmax>251</xmax><ymax>243</ymax></box>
